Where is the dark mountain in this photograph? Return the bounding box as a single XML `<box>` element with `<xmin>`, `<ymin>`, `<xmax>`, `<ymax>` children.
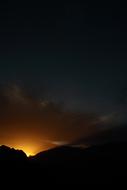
<box><xmin>30</xmin><ymin>142</ymin><xmax>127</xmax><ymax>184</ymax></box>
<box><xmin>31</xmin><ymin>146</ymin><xmax>85</xmax><ymax>166</ymax></box>
<box><xmin>0</xmin><ymin>145</ymin><xmax>27</xmax><ymax>162</ymax></box>
<box><xmin>0</xmin><ymin>145</ymin><xmax>29</xmax><ymax>170</ymax></box>
<box><xmin>0</xmin><ymin>143</ymin><xmax>127</xmax><ymax>185</ymax></box>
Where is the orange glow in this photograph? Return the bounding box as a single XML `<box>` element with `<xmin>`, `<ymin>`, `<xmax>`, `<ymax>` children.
<box><xmin>0</xmin><ymin>130</ymin><xmax>49</xmax><ymax>156</ymax></box>
<box><xmin>4</xmin><ymin>141</ymin><xmax>43</xmax><ymax>156</ymax></box>
<box><xmin>11</xmin><ymin>137</ymin><xmax>46</xmax><ymax>156</ymax></box>
<box><xmin>13</xmin><ymin>144</ymin><xmax>40</xmax><ymax>157</ymax></box>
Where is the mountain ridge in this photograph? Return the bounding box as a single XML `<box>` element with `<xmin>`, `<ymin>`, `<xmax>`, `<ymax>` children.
<box><xmin>0</xmin><ymin>142</ymin><xmax>127</xmax><ymax>184</ymax></box>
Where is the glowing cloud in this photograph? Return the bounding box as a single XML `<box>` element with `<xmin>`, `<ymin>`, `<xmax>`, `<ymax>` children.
<box><xmin>0</xmin><ymin>84</ymin><xmax>106</xmax><ymax>153</ymax></box>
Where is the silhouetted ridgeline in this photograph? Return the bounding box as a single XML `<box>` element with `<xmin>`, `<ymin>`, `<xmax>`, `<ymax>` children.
<box><xmin>0</xmin><ymin>145</ymin><xmax>27</xmax><ymax>161</ymax></box>
<box><xmin>0</xmin><ymin>143</ymin><xmax>127</xmax><ymax>185</ymax></box>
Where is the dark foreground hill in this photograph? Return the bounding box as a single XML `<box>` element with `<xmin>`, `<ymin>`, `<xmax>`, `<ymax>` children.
<box><xmin>0</xmin><ymin>143</ymin><xmax>127</xmax><ymax>186</ymax></box>
<box><xmin>0</xmin><ymin>145</ymin><xmax>27</xmax><ymax>161</ymax></box>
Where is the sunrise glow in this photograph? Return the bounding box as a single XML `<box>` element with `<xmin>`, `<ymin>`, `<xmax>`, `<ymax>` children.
<box><xmin>12</xmin><ymin>139</ymin><xmax>45</xmax><ymax>156</ymax></box>
<box><xmin>15</xmin><ymin>145</ymin><xmax>37</xmax><ymax>157</ymax></box>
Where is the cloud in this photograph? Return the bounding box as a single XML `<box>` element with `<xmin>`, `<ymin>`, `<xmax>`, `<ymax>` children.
<box><xmin>49</xmin><ymin>141</ymin><xmax>69</xmax><ymax>146</ymax></box>
<box><xmin>0</xmin><ymin>84</ymin><xmax>112</xmax><ymax>151</ymax></box>
<box><xmin>74</xmin><ymin>124</ymin><xmax>127</xmax><ymax>147</ymax></box>
<box><xmin>4</xmin><ymin>84</ymin><xmax>27</xmax><ymax>104</ymax></box>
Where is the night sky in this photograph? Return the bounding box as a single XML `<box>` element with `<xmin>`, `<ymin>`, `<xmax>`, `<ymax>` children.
<box><xmin>0</xmin><ymin>1</ymin><xmax>127</xmax><ymax>155</ymax></box>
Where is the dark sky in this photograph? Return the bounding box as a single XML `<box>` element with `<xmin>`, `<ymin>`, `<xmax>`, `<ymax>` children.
<box><xmin>0</xmin><ymin>1</ymin><xmax>127</xmax><ymax>153</ymax></box>
<box><xmin>0</xmin><ymin>2</ymin><xmax>127</xmax><ymax>113</ymax></box>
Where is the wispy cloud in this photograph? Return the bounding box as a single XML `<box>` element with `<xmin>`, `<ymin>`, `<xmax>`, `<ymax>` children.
<box><xmin>0</xmin><ymin>83</ymin><xmax>119</xmax><ymax>151</ymax></box>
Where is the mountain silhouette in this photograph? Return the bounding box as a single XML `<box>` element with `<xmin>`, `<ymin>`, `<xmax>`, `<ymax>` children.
<box><xmin>0</xmin><ymin>143</ymin><xmax>127</xmax><ymax>185</ymax></box>
<box><xmin>29</xmin><ymin>143</ymin><xmax>127</xmax><ymax>184</ymax></box>
<box><xmin>0</xmin><ymin>145</ymin><xmax>27</xmax><ymax>161</ymax></box>
<box><xmin>0</xmin><ymin>144</ymin><xmax>29</xmax><ymax>185</ymax></box>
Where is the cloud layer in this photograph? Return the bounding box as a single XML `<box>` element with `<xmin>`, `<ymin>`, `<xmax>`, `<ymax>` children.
<box><xmin>0</xmin><ymin>84</ymin><xmax>113</xmax><ymax>153</ymax></box>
